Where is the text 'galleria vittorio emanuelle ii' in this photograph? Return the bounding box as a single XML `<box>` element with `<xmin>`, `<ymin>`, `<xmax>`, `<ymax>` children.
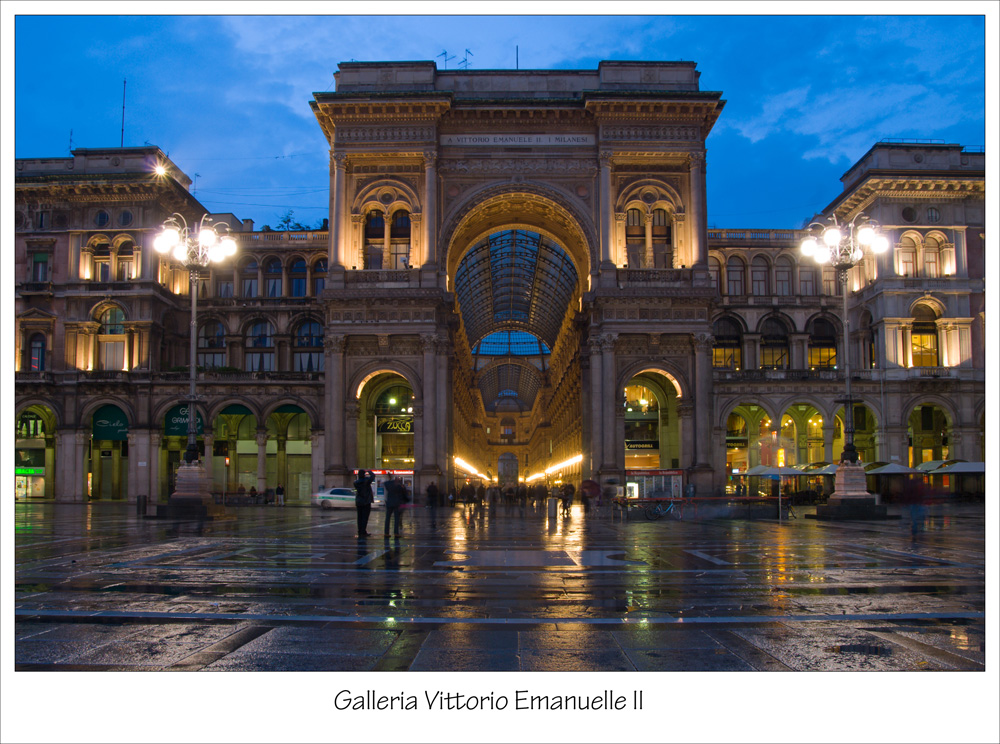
<box><xmin>14</xmin><ymin>60</ymin><xmax>986</xmax><ymax>505</ymax></box>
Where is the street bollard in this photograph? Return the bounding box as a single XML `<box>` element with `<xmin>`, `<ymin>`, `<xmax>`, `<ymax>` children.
<box><xmin>137</xmin><ymin>494</ymin><xmax>147</xmax><ymax>515</ymax></box>
<box><xmin>547</xmin><ymin>496</ymin><xmax>558</xmax><ymax>519</ymax></box>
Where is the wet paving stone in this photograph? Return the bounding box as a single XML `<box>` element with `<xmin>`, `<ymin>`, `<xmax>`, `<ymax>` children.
<box><xmin>11</xmin><ymin>501</ymin><xmax>986</xmax><ymax>673</ymax></box>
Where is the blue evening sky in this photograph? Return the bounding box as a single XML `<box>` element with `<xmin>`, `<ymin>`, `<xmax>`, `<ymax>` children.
<box><xmin>6</xmin><ymin>10</ymin><xmax>992</xmax><ymax>231</ymax></box>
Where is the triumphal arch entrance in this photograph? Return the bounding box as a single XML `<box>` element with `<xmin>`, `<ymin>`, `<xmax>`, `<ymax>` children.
<box><xmin>311</xmin><ymin>60</ymin><xmax>724</xmax><ymax>495</ymax></box>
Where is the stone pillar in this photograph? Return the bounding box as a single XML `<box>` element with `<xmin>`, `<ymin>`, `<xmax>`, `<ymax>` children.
<box><xmin>676</xmin><ymin>404</ymin><xmax>693</xmax><ymax>469</ymax></box>
<box><xmin>421</xmin><ymin>335</ymin><xmax>438</xmax><ymax>472</ymax></box>
<box><xmin>255</xmin><ymin>429</ymin><xmax>268</xmax><ymax>494</ymax></box>
<box><xmin>325</xmin><ymin>334</ymin><xmax>346</xmax><ymax>477</ymax></box>
<box><xmin>588</xmin><ymin>338</ymin><xmax>603</xmax><ymax>475</ymax></box>
<box><xmin>68</xmin><ymin>231</ymin><xmax>83</xmax><ymax>280</ymax></box>
<box><xmin>202</xmin><ymin>432</ymin><xmax>215</xmax><ymax>489</ymax></box>
<box><xmin>345</xmin><ymin>403</ymin><xmax>360</xmax><ymax>482</ymax></box>
<box><xmin>693</xmin><ymin>333</ymin><xmax>712</xmax><ymax>466</ymax></box>
<box><xmin>644</xmin><ymin>213</ymin><xmax>654</xmax><ymax>269</ymax></box>
<box><xmin>823</xmin><ymin>423</ymin><xmax>835</xmax><ymax>464</ymax></box>
<box><xmin>689</xmin><ymin>152</ymin><xmax>707</xmax><ymax>268</ymax></box>
<box><xmin>310</xmin><ymin>429</ymin><xmax>325</xmax><ymax>492</ymax></box>
<box><xmin>600</xmin><ymin>334</ymin><xmax>617</xmax><ymax>469</ymax></box>
<box><xmin>436</xmin><ymin>344</ymin><xmax>449</xmax><ymax>477</ymax></box>
<box><xmin>149</xmin><ymin>432</ymin><xmax>162</xmax><ymax>502</ymax></box>
<box><xmin>54</xmin><ymin>429</ymin><xmax>82</xmax><ymax>502</ymax></box>
<box><xmin>382</xmin><ymin>208</ymin><xmax>392</xmax><ymax>268</ymax></box>
<box><xmin>901</xmin><ymin>323</ymin><xmax>913</xmax><ymax>368</ymax></box>
<box><xmin>954</xmin><ymin>228</ymin><xmax>968</xmax><ymax>278</ymax></box>
<box><xmin>423</xmin><ymin>149</ymin><xmax>438</xmax><ymax>268</ymax></box>
<box><xmin>329</xmin><ymin>152</ymin><xmax>348</xmax><ymax>268</ymax></box>
<box><xmin>275</xmin><ymin>435</ymin><xmax>287</xmax><ymax>493</ymax></box>
<box><xmin>598</xmin><ymin>151</ymin><xmax>615</xmax><ymax>267</ymax></box>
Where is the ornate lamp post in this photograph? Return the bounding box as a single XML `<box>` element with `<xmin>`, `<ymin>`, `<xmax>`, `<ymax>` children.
<box><xmin>154</xmin><ymin>214</ymin><xmax>237</xmax><ymax>509</ymax></box>
<box><xmin>800</xmin><ymin>214</ymin><xmax>889</xmax><ymax>515</ymax></box>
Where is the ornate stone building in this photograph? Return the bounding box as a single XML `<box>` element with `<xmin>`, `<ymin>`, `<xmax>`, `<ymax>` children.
<box><xmin>14</xmin><ymin>61</ymin><xmax>986</xmax><ymax>504</ymax></box>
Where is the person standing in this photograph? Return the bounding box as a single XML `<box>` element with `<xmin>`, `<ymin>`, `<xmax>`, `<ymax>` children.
<box><xmin>384</xmin><ymin>476</ymin><xmax>405</xmax><ymax>538</ymax></box>
<box><xmin>275</xmin><ymin>484</ymin><xmax>285</xmax><ymax>506</ymax></box>
<box><xmin>353</xmin><ymin>470</ymin><xmax>375</xmax><ymax>538</ymax></box>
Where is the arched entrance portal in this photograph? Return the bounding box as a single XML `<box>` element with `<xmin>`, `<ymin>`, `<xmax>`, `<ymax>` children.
<box><xmin>357</xmin><ymin>373</ymin><xmax>416</xmax><ymax>473</ymax></box>
<box><xmin>16</xmin><ymin>405</ymin><xmax>57</xmax><ymax>500</ymax></box>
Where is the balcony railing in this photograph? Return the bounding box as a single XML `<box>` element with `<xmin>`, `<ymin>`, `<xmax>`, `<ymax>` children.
<box><xmin>707</xmin><ymin>228</ymin><xmax>799</xmax><ymax>242</ymax></box>
<box><xmin>616</xmin><ymin>268</ymin><xmax>692</xmax><ymax>284</ymax></box>
<box><xmin>345</xmin><ymin>269</ymin><xmax>414</xmax><ymax>284</ymax></box>
<box><xmin>237</xmin><ymin>230</ymin><xmax>328</xmax><ymax>244</ymax></box>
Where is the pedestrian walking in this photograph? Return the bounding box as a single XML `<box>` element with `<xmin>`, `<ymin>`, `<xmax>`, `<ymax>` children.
<box><xmin>275</xmin><ymin>484</ymin><xmax>285</xmax><ymax>506</ymax></box>
<box><xmin>426</xmin><ymin>481</ymin><xmax>439</xmax><ymax>529</ymax></box>
<box><xmin>353</xmin><ymin>469</ymin><xmax>375</xmax><ymax>538</ymax></box>
<box><xmin>384</xmin><ymin>476</ymin><xmax>406</xmax><ymax>538</ymax></box>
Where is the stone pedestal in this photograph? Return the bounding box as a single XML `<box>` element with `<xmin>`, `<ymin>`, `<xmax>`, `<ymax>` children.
<box><xmin>154</xmin><ymin>461</ymin><xmax>227</xmax><ymax>520</ymax></box>
<box><xmin>808</xmin><ymin>461</ymin><xmax>896</xmax><ymax>521</ymax></box>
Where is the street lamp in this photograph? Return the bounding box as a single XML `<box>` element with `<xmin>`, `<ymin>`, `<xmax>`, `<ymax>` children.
<box><xmin>154</xmin><ymin>213</ymin><xmax>237</xmax><ymax>507</ymax></box>
<box><xmin>800</xmin><ymin>214</ymin><xmax>889</xmax><ymax>516</ymax></box>
<box><xmin>800</xmin><ymin>214</ymin><xmax>888</xmax><ymax>464</ymax></box>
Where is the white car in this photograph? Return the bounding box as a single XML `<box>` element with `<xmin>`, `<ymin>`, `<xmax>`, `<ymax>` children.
<box><xmin>311</xmin><ymin>487</ymin><xmax>384</xmax><ymax>510</ymax></box>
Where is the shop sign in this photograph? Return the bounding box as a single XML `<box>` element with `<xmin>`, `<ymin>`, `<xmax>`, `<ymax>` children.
<box><xmin>626</xmin><ymin>440</ymin><xmax>659</xmax><ymax>450</ymax></box>
<box><xmin>15</xmin><ymin>467</ymin><xmax>45</xmax><ymax>476</ymax></box>
<box><xmin>164</xmin><ymin>404</ymin><xmax>205</xmax><ymax>436</ymax></box>
<box><xmin>377</xmin><ymin>417</ymin><xmax>413</xmax><ymax>434</ymax></box>
<box><xmin>92</xmin><ymin>405</ymin><xmax>129</xmax><ymax>441</ymax></box>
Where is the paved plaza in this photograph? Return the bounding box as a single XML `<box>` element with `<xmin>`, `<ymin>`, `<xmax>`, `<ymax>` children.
<box><xmin>12</xmin><ymin>498</ymin><xmax>988</xmax><ymax>673</ymax></box>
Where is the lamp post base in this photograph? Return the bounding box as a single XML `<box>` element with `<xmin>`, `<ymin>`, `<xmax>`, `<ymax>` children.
<box><xmin>150</xmin><ymin>461</ymin><xmax>228</xmax><ymax>520</ymax></box>
<box><xmin>807</xmin><ymin>461</ymin><xmax>897</xmax><ymax>521</ymax></box>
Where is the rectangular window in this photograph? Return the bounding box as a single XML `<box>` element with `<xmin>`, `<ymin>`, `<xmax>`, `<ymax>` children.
<box><xmin>244</xmin><ymin>352</ymin><xmax>275</xmax><ymax>372</ymax></box>
<box><xmin>900</xmin><ymin>252</ymin><xmax>916</xmax><ymax>277</ymax></box>
<box><xmin>923</xmin><ymin>252</ymin><xmax>938</xmax><ymax>278</ymax></box>
<box><xmin>198</xmin><ymin>351</ymin><xmax>226</xmax><ymax>369</ymax></box>
<box><xmin>911</xmin><ymin>334</ymin><xmax>939</xmax><ymax>367</ymax></box>
<box><xmin>751</xmin><ymin>268</ymin><xmax>768</xmax><ymax>296</ymax></box>
<box><xmin>293</xmin><ymin>352</ymin><xmax>324</xmax><ymax>372</ymax></box>
<box><xmin>242</xmin><ymin>278</ymin><xmax>258</xmax><ymax>298</ymax></box>
<box><xmin>217</xmin><ymin>280</ymin><xmax>234</xmax><ymax>298</ymax></box>
<box><xmin>32</xmin><ymin>254</ymin><xmax>50</xmax><ymax>282</ymax></box>
<box><xmin>712</xmin><ymin>347</ymin><xmax>741</xmax><ymax>369</ymax></box>
<box><xmin>312</xmin><ymin>277</ymin><xmax>325</xmax><ymax>295</ymax></box>
<box><xmin>94</xmin><ymin>261</ymin><xmax>111</xmax><ymax>282</ymax></box>
<box><xmin>625</xmin><ymin>242</ymin><xmax>645</xmax><ymax>269</ymax></box>
<box><xmin>808</xmin><ymin>347</ymin><xmax>837</xmax><ymax>369</ymax></box>
<box><xmin>391</xmin><ymin>243</ymin><xmax>410</xmax><ymax>270</ymax></box>
<box><xmin>727</xmin><ymin>272</ymin><xmax>744</xmax><ymax>296</ymax></box>
<box><xmin>365</xmin><ymin>244</ymin><xmax>384</xmax><ymax>270</ymax></box>
<box><xmin>265</xmin><ymin>278</ymin><xmax>281</xmax><ymax>297</ymax></box>
<box><xmin>799</xmin><ymin>269</ymin><xmax>815</xmax><ymax>296</ymax></box>
<box><xmin>775</xmin><ymin>266</ymin><xmax>791</xmax><ymax>296</ymax></box>
<box><xmin>118</xmin><ymin>258</ymin><xmax>134</xmax><ymax>281</ymax></box>
<box><xmin>99</xmin><ymin>341</ymin><xmax>125</xmax><ymax>371</ymax></box>
<box><xmin>822</xmin><ymin>268</ymin><xmax>837</xmax><ymax>296</ymax></box>
<box><xmin>290</xmin><ymin>277</ymin><xmax>307</xmax><ymax>297</ymax></box>
<box><xmin>760</xmin><ymin>347</ymin><xmax>788</xmax><ymax>369</ymax></box>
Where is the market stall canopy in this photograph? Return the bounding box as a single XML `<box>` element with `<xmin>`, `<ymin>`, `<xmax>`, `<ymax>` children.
<box><xmin>929</xmin><ymin>461</ymin><xmax>985</xmax><ymax>475</ymax></box>
<box><xmin>866</xmin><ymin>463</ymin><xmax>925</xmax><ymax>475</ymax></box>
<box><xmin>755</xmin><ymin>466</ymin><xmax>806</xmax><ymax>477</ymax></box>
<box><xmin>915</xmin><ymin>459</ymin><xmax>951</xmax><ymax>472</ymax></box>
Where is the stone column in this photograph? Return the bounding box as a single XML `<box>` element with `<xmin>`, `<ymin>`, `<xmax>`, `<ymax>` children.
<box><xmin>644</xmin><ymin>213</ymin><xmax>654</xmax><ymax>268</ymax></box>
<box><xmin>68</xmin><ymin>231</ymin><xmax>83</xmax><ymax>280</ymax></box>
<box><xmin>954</xmin><ymin>228</ymin><xmax>967</xmax><ymax>278</ymax></box>
<box><xmin>275</xmin><ymin>434</ymin><xmax>287</xmax><ymax>493</ymax></box>
<box><xmin>149</xmin><ymin>432</ymin><xmax>162</xmax><ymax>502</ymax></box>
<box><xmin>436</xmin><ymin>343</ymin><xmax>449</xmax><ymax>477</ymax></box>
<box><xmin>676</xmin><ymin>404</ymin><xmax>693</xmax><ymax>469</ymax></box>
<box><xmin>901</xmin><ymin>323</ymin><xmax>913</xmax><ymax>368</ymax></box>
<box><xmin>329</xmin><ymin>152</ymin><xmax>348</xmax><ymax>269</ymax></box>
<box><xmin>423</xmin><ymin>149</ymin><xmax>438</xmax><ymax>268</ymax></box>
<box><xmin>588</xmin><ymin>338</ymin><xmax>603</xmax><ymax>474</ymax></box>
<box><xmin>689</xmin><ymin>152</ymin><xmax>707</xmax><ymax>268</ymax></box>
<box><xmin>310</xmin><ymin>429</ymin><xmax>324</xmax><ymax>493</ymax></box>
<box><xmin>600</xmin><ymin>334</ymin><xmax>617</xmax><ymax>469</ymax></box>
<box><xmin>325</xmin><ymin>334</ymin><xmax>346</xmax><ymax>477</ymax></box>
<box><xmin>421</xmin><ymin>335</ymin><xmax>438</xmax><ymax>472</ymax></box>
<box><xmin>202</xmin><ymin>432</ymin><xmax>215</xmax><ymax>489</ymax></box>
<box><xmin>598</xmin><ymin>151</ymin><xmax>615</xmax><ymax>267</ymax></box>
<box><xmin>823</xmin><ymin>423</ymin><xmax>835</xmax><ymax>464</ymax></box>
<box><xmin>382</xmin><ymin>209</ymin><xmax>392</xmax><ymax>268</ymax></box>
<box><xmin>693</xmin><ymin>333</ymin><xmax>713</xmax><ymax>466</ymax></box>
<box><xmin>255</xmin><ymin>429</ymin><xmax>268</xmax><ymax>494</ymax></box>
<box><xmin>345</xmin><ymin>403</ymin><xmax>360</xmax><ymax>482</ymax></box>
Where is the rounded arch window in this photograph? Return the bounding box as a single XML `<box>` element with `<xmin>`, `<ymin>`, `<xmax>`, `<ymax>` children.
<box><xmin>712</xmin><ymin>317</ymin><xmax>743</xmax><ymax>370</ymax></box>
<box><xmin>293</xmin><ymin>320</ymin><xmax>324</xmax><ymax>372</ymax></box>
<box><xmin>244</xmin><ymin>320</ymin><xmax>275</xmax><ymax>372</ymax></box>
<box><xmin>751</xmin><ymin>256</ymin><xmax>769</xmax><ymax>296</ymax></box>
<box><xmin>263</xmin><ymin>259</ymin><xmax>282</xmax><ymax>298</ymax></box>
<box><xmin>289</xmin><ymin>258</ymin><xmax>307</xmax><ymax>297</ymax></box>
<box><xmin>374</xmin><ymin>384</ymin><xmax>414</xmax><ymax>416</ymax></box>
<box><xmin>911</xmin><ymin>305</ymin><xmax>939</xmax><ymax>367</ymax></box>
<box><xmin>726</xmin><ymin>256</ymin><xmax>746</xmax><ymax>296</ymax></box>
<box><xmin>312</xmin><ymin>258</ymin><xmax>327</xmax><ymax>294</ymax></box>
<box><xmin>99</xmin><ymin>307</ymin><xmax>125</xmax><ymax>334</ymax></box>
<box><xmin>760</xmin><ymin>318</ymin><xmax>789</xmax><ymax>369</ymax></box>
<box><xmin>197</xmin><ymin>321</ymin><xmax>227</xmax><ymax>368</ymax></box>
<box><xmin>808</xmin><ymin>317</ymin><xmax>839</xmax><ymax>369</ymax></box>
<box><xmin>29</xmin><ymin>333</ymin><xmax>46</xmax><ymax>371</ymax></box>
<box><xmin>241</xmin><ymin>259</ymin><xmax>259</xmax><ymax>298</ymax></box>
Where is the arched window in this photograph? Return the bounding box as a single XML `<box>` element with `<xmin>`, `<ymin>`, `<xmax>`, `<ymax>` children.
<box><xmin>799</xmin><ymin>265</ymin><xmax>817</xmax><ymax>296</ymax></box>
<box><xmin>264</xmin><ymin>258</ymin><xmax>282</xmax><ymax>297</ymax></box>
<box><xmin>708</xmin><ymin>257</ymin><xmax>721</xmax><ymax>292</ymax></box>
<box><xmin>293</xmin><ymin>320</ymin><xmax>324</xmax><ymax>372</ymax></box>
<box><xmin>822</xmin><ymin>266</ymin><xmax>840</xmax><ymax>296</ymax></box>
<box><xmin>29</xmin><ymin>333</ymin><xmax>46</xmax><ymax>371</ymax></box>
<box><xmin>911</xmin><ymin>305</ymin><xmax>939</xmax><ymax>367</ymax></box>
<box><xmin>244</xmin><ymin>321</ymin><xmax>275</xmax><ymax>372</ymax></box>
<box><xmin>712</xmin><ymin>317</ymin><xmax>743</xmax><ymax>370</ymax></box>
<box><xmin>364</xmin><ymin>210</ymin><xmax>384</xmax><ymax>270</ymax></box>
<box><xmin>651</xmin><ymin>208</ymin><xmax>672</xmax><ymax>268</ymax></box>
<box><xmin>91</xmin><ymin>240</ymin><xmax>111</xmax><ymax>281</ymax></box>
<box><xmin>726</xmin><ymin>256</ymin><xmax>746</xmax><ymax>296</ymax></box>
<box><xmin>312</xmin><ymin>258</ymin><xmax>327</xmax><ymax>295</ymax></box>
<box><xmin>289</xmin><ymin>258</ymin><xmax>307</xmax><ymax>297</ymax></box>
<box><xmin>116</xmin><ymin>239</ymin><xmax>136</xmax><ymax>281</ymax></box>
<box><xmin>751</xmin><ymin>256</ymin><xmax>769</xmax><ymax>296</ymax></box>
<box><xmin>897</xmin><ymin>236</ymin><xmax>917</xmax><ymax>277</ymax></box>
<box><xmin>390</xmin><ymin>210</ymin><xmax>411</xmax><ymax>269</ymax></box>
<box><xmin>98</xmin><ymin>307</ymin><xmax>126</xmax><ymax>370</ymax></box>
<box><xmin>923</xmin><ymin>235</ymin><xmax>941</xmax><ymax>278</ymax></box>
<box><xmin>775</xmin><ymin>256</ymin><xmax>793</xmax><ymax>296</ymax></box>
<box><xmin>760</xmin><ymin>318</ymin><xmax>789</xmax><ymax>369</ymax></box>
<box><xmin>808</xmin><ymin>317</ymin><xmax>839</xmax><ymax>369</ymax></box>
<box><xmin>198</xmin><ymin>321</ymin><xmax>227</xmax><ymax>369</ymax></box>
<box><xmin>241</xmin><ymin>259</ymin><xmax>259</xmax><ymax>298</ymax></box>
<box><xmin>625</xmin><ymin>208</ymin><xmax>645</xmax><ymax>268</ymax></box>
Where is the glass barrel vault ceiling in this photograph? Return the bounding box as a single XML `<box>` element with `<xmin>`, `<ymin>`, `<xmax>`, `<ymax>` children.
<box><xmin>455</xmin><ymin>230</ymin><xmax>578</xmax><ymax>412</ymax></box>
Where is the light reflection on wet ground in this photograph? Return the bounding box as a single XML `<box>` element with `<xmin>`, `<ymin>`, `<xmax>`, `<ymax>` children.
<box><xmin>13</xmin><ymin>500</ymin><xmax>985</xmax><ymax>671</ymax></box>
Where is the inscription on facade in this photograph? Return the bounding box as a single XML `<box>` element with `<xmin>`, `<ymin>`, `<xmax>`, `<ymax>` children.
<box><xmin>440</xmin><ymin>134</ymin><xmax>595</xmax><ymax>147</ymax></box>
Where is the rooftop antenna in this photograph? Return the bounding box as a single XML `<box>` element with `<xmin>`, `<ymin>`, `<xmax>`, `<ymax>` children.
<box><xmin>68</xmin><ymin>129</ymin><xmax>73</xmax><ymax>154</ymax></box>
<box><xmin>438</xmin><ymin>49</ymin><xmax>455</xmax><ymax>69</ymax></box>
<box><xmin>459</xmin><ymin>48</ymin><xmax>474</xmax><ymax>69</ymax></box>
<box><xmin>193</xmin><ymin>173</ymin><xmax>200</xmax><ymax>194</ymax></box>
<box><xmin>516</xmin><ymin>45</ymin><xmax>519</xmax><ymax>70</ymax></box>
<box><xmin>120</xmin><ymin>78</ymin><xmax>126</xmax><ymax>147</ymax></box>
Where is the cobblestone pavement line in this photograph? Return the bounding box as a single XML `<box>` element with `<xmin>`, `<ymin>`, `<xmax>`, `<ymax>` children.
<box><xmin>14</xmin><ymin>501</ymin><xmax>986</xmax><ymax>671</ymax></box>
